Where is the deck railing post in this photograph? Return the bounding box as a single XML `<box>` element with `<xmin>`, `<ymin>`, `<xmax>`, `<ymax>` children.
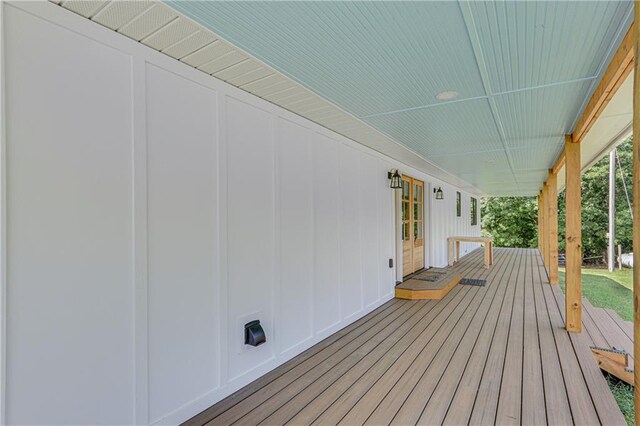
<box><xmin>565</xmin><ymin>134</ymin><xmax>581</xmax><ymax>333</ymax></box>
<box><xmin>632</xmin><ymin>3</ymin><xmax>639</xmax><ymax>422</ymax></box>
<box><xmin>547</xmin><ymin>171</ymin><xmax>559</xmax><ymax>285</ymax></box>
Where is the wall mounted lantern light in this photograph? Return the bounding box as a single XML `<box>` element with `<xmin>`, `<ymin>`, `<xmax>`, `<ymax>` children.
<box><xmin>388</xmin><ymin>169</ymin><xmax>402</xmax><ymax>189</ymax></box>
<box><xmin>434</xmin><ymin>186</ymin><xmax>444</xmax><ymax>200</ymax></box>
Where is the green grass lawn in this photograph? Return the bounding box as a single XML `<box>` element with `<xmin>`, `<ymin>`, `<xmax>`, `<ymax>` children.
<box><xmin>558</xmin><ymin>267</ymin><xmax>634</xmax><ymax>424</ymax></box>
<box><xmin>607</xmin><ymin>375</ymin><xmax>635</xmax><ymax>426</ymax></box>
<box><xmin>576</xmin><ymin>267</ymin><xmax>633</xmax><ymax>290</ymax></box>
<box><xmin>558</xmin><ymin>268</ymin><xmax>633</xmax><ymax>321</ymax></box>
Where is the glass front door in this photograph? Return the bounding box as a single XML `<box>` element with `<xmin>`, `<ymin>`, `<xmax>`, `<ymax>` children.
<box><xmin>401</xmin><ymin>176</ymin><xmax>425</xmax><ymax>276</ymax></box>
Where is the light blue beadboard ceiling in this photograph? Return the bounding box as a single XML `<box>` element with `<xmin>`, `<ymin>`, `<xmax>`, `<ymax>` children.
<box><xmin>167</xmin><ymin>0</ymin><xmax>633</xmax><ymax>196</ymax></box>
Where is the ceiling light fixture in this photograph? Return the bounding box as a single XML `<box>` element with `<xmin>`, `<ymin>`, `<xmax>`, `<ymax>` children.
<box><xmin>435</xmin><ymin>91</ymin><xmax>459</xmax><ymax>101</ymax></box>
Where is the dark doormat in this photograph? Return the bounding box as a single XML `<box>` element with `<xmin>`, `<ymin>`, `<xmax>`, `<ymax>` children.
<box><xmin>413</xmin><ymin>271</ymin><xmax>447</xmax><ymax>282</ymax></box>
<box><xmin>460</xmin><ymin>278</ymin><xmax>487</xmax><ymax>287</ymax></box>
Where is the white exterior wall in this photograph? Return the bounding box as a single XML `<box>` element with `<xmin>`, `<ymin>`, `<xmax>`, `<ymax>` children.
<box><xmin>0</xmin><ymin>3</ymin><xmax>481</xmax><ymax>425</ymax></box>
<box><xmin>429</xmin><ymin>180</ymin><xmax>482</xmax><ymax>268</ymax></box>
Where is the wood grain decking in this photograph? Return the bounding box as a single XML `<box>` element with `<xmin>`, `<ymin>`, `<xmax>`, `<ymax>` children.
<box><xmin>185</xmin><ymin>248</ymin><xmax>626</xmax><ymax>426</ymax></box>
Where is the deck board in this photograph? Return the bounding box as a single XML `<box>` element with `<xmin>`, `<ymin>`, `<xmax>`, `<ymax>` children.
<box><xmin>467</xmin><ymin>248</ymin><xmax>523</xmax><ymax>425</ymax></box>
<box><xmin>185</xmin><ymin>248</ymin><xmax>625</xmax><ymax>426</ymax></box>
<box><xmin>541</xmin><ymin>274</ymin><xmax>602</xmax><ymax>425</ymax></box>
<box><xmin>441</xmin><ymin>248</ymin><xmax>519</xmax><ymax>425</ymax></box>
<box><xmin>495</xmin><ymin>248</ymin><xmax>526</xmax><ymax>425</ymax></box>
<box><xmin>391</xmin><ymin>248</ymin><xmax>508</xmax><ymax>425</ymax></box>
<box><xmin>521</xmin><ymin>251</ymin><xmax>546</xmax><ymax>425</ymax></box>
<box><xmin>415</xmin><ymin>245</ymin><xmax>516</xmax><ymax>425</ymax></box>
<box><xmin>531</xmin><ymin>251</ymin><xmax>572</xmax><ymax>425</ymax></box>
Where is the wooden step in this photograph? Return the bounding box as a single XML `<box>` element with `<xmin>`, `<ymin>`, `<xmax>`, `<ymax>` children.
<box><xmin>557</xmin><ymin>291</ymin><xmax>635</xmax><ymax>385</ymax></box>
<box><xmin>395</xmin><ymin>270</ymin><xmax>462</xmax><ymax>300</ymax></box>
<box><xmin>591</xmin><ymin>346</ymin><xmax>633</xmax><ymax>386</ymax></box>
<box><xmin>589</xmin><ymin>307</ymin><xmax>634</xmax><ymax>368</ymax></box>
<box><xmin>603</xmin><ymin>308</ymin><xmax>633</xmax><ymax>341</ymax></box>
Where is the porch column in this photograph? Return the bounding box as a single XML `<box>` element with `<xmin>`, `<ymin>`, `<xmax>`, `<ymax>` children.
<box><xmin>539</xmin><ymin>189</ymin><xmax>545</xmax><ymax>263</ymax></box>
<box><xmin>537</xmin><ymin>193</ymin><xmax>542</xmax><ymax>253</ymax></box>
<box><xmin>633</xmin><ymin>4</ymin><xmax>639</xmax><ymax>422</ymax></box>
<box><xmin>544</xmin><ymin>182</ymin><xmax>551</xmax><ymax>269</ymax></box>
<box><xmin>540</xmin><ymin>184</ymin><xmax>548</xmax><ymax>269</ymax></box>
<box><xmin>547</xmin><ymin>171</ymin><xmax>559</xmax><ymax>284</ymax></box>
<box><xmin>565</xmin><ymin>134</ymin><xmax>581</xmax><ymax>333</ymax></box>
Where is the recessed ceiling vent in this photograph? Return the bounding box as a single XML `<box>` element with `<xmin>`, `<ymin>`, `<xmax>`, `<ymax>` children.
<box><xmin>435</xmin><ymin>91</ymin><xmax>459</xmax><ymax>101</ymax></box>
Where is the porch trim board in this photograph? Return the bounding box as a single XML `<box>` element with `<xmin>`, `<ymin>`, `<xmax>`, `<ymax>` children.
<box><xmin>573</xmin><ymin>23</ymin><xmax>635</xmax><ymax>145</ymax></box>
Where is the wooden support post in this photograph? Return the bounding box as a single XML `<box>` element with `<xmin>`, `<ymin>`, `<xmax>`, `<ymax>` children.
<box><xmin>633</xmin><ymin>5</ymin><xmax>640</xmax><ymax>423</ymax></box>
<box><xmin>540</xmin><ymin>185</ymin><xmax>548</xmax><ymax>270</ymax></box>
<box><xmin>544</xmin><ymin>183</ymin><xmax>551</xmax><ymax>269</ymax></box>
<box><xmin>544</xmin><ymin>188</ymin><xmax>548</xmax><ymax>267</ymax></box>
<box><xmin>565</xmin><ymin>134</ymin><xmax>582</xmax><ymax>333</ymax></box>
<box><xmin>539</xmin><ymin>190</ymin><xmax>545</xmax><ymax>262</ymax></box>
<box><xmin>547</xmin><ymin>171</ymin><xmax>559</xmax><ymax>285</ymax></box>
<box><xmin>537</xmin><ymin>194</ymin><xmax>542</xmax><ymax>252</ymax></box>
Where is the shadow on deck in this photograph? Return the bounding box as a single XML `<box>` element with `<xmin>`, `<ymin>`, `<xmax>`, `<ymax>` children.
<box><xmin>185</xmin><ymin>248</ymin><xmax>625</xmax><ymax>425</ymax></box>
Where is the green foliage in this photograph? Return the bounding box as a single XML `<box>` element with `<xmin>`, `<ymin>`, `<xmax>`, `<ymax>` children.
<box><xmin>607</xmin><ymin>376</ymin><xmax>634</xmax><ymax>426</ymax></box>
<box><xmin>482</xmin><ymin>136</ymin><xmax>634</xmax><ymax>261</ymax></box>
<box><xmin>480</xmin><ymin>197</ymin><xmax>538</xmax><ymax>248</ymax></box>
<box><xmin>558</xmin><ymin>136</ymin><xmax>634</xmax><ymax>262</ymax></box>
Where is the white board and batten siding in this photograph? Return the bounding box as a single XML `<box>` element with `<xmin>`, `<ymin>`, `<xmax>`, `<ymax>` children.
<box><xmin>429</xmin><ymin>181</ymin><xmax>482</xmax><ymax>268</ymax></box>
<box><xmin>0</xmin><ymin>2</ymin><xmax>481</xmax><ymax>425</ymax></box>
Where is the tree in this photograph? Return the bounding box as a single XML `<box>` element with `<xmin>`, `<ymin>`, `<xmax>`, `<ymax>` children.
<box><xmin>558</xmin><ymin>135</ymin><xmax>634</xmax><ymax>263</ymax></box>
<box><xmin>481</xmin><ymin>197</ymin><xmax>538</xmax><ymax>248</ymax></box>
<box><xmin>481</xmin><ymin>136</ymin><xmax>634</xmax><ymax>264</ymax></box>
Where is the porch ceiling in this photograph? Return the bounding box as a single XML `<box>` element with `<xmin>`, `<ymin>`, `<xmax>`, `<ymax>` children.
<box><xmin>167</xmin><ymin>1</ymin><xmax>633</xmax><ymax>196</ymax></box>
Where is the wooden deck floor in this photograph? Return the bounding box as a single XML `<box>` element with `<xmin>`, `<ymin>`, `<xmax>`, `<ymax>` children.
<box><xmin>185</xmin><ymin>248</ymin><xmax>626</xmax><ymax>426</ymax></box>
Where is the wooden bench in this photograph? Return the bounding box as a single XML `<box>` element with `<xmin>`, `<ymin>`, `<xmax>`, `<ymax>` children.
<box><xmin>447</xmin><ymin>236</ymin><xmax>493</xmax><ymax>268</ymax></box>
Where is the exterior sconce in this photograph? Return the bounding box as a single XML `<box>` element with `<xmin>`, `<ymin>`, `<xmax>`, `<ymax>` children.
<box><xmin>388</xmin><ymin>169</ymin><xmax>402</xmax><ymax>189</ymax></box>
<box><xmin>434</xmin><ymin>186</ymin><xmax>444</xmax><ymax>200</ymax></box>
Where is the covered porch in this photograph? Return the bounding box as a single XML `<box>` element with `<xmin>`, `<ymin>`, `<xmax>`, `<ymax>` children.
<box><xmin>186</xmin><ymin>248</ymin><xmax>625</xmax><ymax>425</ymax></box>
<box><xmin>2</xmin><ymin>1</ymin><xmax>640</xmax><ymax>424</ymax></box>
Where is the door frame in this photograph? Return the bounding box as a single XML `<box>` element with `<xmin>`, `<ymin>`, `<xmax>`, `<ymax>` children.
<box><xmin>394</xmin><ymin>175</ymin><xmax>430</xmax><ymax>281</ymax></box>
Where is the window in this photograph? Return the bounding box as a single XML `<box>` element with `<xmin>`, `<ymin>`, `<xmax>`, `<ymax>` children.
<box><xmin>456</xmin><ymin>191</ymin><xmax>461</xmax><ymax>217</ymax></box>
<box><xmin>471</xmin><ymin>197</ymin><xmax>478</xmax><ymax>226</ymax></box>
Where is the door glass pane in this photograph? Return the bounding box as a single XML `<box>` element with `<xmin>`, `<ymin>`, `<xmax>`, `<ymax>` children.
<box><xmin>402</xmin><ymin>201</ymin><xmax>409</xmax><ymax>220</ymax></box>
<box><xmin>402</xmin><ymin>181</ymin><xmax>410</xmax><ymax>199</ymax></box>
<box><xmin>413</xmin><ymin>184</ymin><xmax>419</xmax><ymax>202</ymax></box>
<box><xmin>417</xmin><ymin>221</ymin><xmax>423</xmax><ymax>239</ymax></box>
<box><xmin>403</xmin><ymin>222</ymin><xmax>409</xmax><ymax>240</ymax></box>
